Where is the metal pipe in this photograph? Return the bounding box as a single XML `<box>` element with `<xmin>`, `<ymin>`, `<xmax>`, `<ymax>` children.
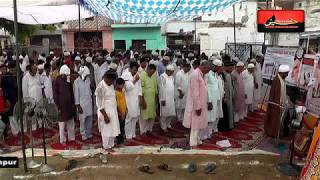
<box><xmin>233</xmin><ymin>4</ymin><xmax>236</xmax><ymax>57</ymax></box>
<box><xmin>13</xmin><ymin>0</ymin><xmax>28</xmax><ymax>173</ymax></box>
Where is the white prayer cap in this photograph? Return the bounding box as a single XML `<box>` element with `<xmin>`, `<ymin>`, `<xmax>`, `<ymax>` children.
<box><xmin>278</xmin><ymin>64</ymin><xmax>290</xmax><ymax>73</ymax></box>
<box><xmin>236</xmin><ymin>61</ymin><xmax>245</xmax><ymax>67</ymax></box>
<box><xmin>233</xmin><ymin>57</ymin><xmax>240</xmax><ymax>62</ymax></box>
<box><xmin>75</xmin><ymin>56</ymin><xmax>81</xmax><ymax>61</ymax></box>
<box><xmin>134</xmin><ymin>52</ymin><xmax>139</xmax><ymax>55</ymax></box>
<box><xmin>109</xmin><ymin>62</ymin><xmax>118</xmax><ymax>70</ymax></box>
<box><xmin>256</xmin><ymin>53</ymin><xmax>264</xmax><ymax>57</ymax></box>
<box><xmin>153</xmin><ymin>52</ymin><xmax>159</xmax><ymax>56</ymax></box>
<box><xmin>19</xmin><ymin>55</ymin><xmax>23</xmax><ymax>59</ymax></box>
<box><xmin>163</xmin><ymin>56</ymin><xmax>170</xmax><ymax>61</ymax></box>
<box><xmin>3</xmin><ymin>51</ymin><xmax>7</xmax><ymax>55</ymax></box>
<box><xmin>247</xmin><ymin>63</ymin><xmax>255</xmax><ymax>68</ymax></box>
<box><xmin>213</xmin><ymin>59</ymin><xmax>223</xmax><ymax>67</ymax></box>
<box><xmin>37</xmin><ymin>64</ymin><xmax>44</xmax><ymax>70</ymax></box>
<box><xmin>59</xmin><ymin>65</ymin><xmax>70</xmax><ymax>75</ymax></box>
<box><xmin>106</xmin><ymin>56</ymin><xmax>112</xmax><ymax>61</ymax></box>
<box><xmin>166</xmin><ymin>64</ymin><xmax>175</xmax><ymax>71</ymax></box>
<box><xmin>250</xmin><ymin>58</ymin><xmax>257</xmax><ymax>63</ymax></box>
<box><xmin>78</xmin><ymin>66</ymin><xmax>90</xmax><ymax>80</ymax></box>
<box><xmin>63</xmin><ymin>51</ymin><xmax>70</xmax><ymax>56</ymax></box>
<box><xmin>188</xmin><ymin>52</ymin><xmax>194</xmax><ymax>57</ymax></box>
<box><xmin>49</xmin><ymin>51</ymin><xmax>54</xmax><ymax>55</ymax></box>
<box><xmin>85</xmin><ymin>56</ymin><xmax>92</xmax><ymax>63</ymax></box>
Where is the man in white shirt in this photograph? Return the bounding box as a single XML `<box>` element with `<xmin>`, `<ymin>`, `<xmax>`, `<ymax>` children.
<box><xmin>94</xmin><ymin>56</ymin><xmax>109</xmax><ymax>85</ymax></box>
<box><xmin>242</xmin><ymin>63</ymin><xmax>256</xmax><ymax>116</ymax></box>
<box><xmin>159</xmin><ymin>64</ymin><xmax>176</xmax><ymax>132</ymax></box>
<box><xmin>22</xmin><ymin>64</ymin><xmax>43</xmax><ymax>130</ymax></box>
<box><xmin>74</xmin><ymin>66</ymin><xmax>93</xmax><ymax>141</ymax></box>
<box><xmin>39</xmin><ymin>63</ymin><xmax>53</xmax><ymax>100</ymax></box>
<box><xmin>175</xmin><ymin>61</ymin><xmax>191</xmax><ymax>121</ymax></box>
<box><xmin>121</xmin><ymin>61</ymin><xmax>142</xmax><ymax>140</ymax></box>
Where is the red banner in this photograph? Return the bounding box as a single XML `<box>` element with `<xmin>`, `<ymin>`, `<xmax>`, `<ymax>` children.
<box><xmin>257</xmin><ymin>10</ymin><xmax>305</xmax><ymax>32</ymax></box>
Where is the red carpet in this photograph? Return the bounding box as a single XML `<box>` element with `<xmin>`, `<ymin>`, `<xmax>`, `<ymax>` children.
<box><xmin>2</xmin><ymin>111</ymin><xmax>266</xmax><ymax>152</ymax></box>
<box><xmin>32</xmin><ymin>128</ymin><xmax>56</xmax><ymax>139</ymax></box>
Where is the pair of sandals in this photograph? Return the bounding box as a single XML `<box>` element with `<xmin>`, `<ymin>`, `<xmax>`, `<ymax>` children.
<box><xmin>188</xmin><ymin>163</ymin><xmax>216</xmax><ymax>174</ymax></box>
<box><xmin>138</xmin><ymin>163</ymin><xmax>172</xmax><ymax>174</ymax></box>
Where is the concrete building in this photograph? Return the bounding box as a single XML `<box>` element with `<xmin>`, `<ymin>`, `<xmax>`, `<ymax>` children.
<box><xmin>163</xmin><ymin>1</ymin><xmax>264</xmax><ymax>56</ymax></box>
<box><xmin>63</xmin><ymin>16</ymin><xmax>113</xmax><ymax>52</ymax></box>
<box><xmin>112</xmin><ymin>24</ymin><xmax>166</xmax><ymax>51</ymax></box>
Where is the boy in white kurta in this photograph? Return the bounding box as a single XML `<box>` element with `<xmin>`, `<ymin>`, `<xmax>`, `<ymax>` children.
<box><xmin>74</xmin><ymin>66</ymin><xmax>93</xmax><ymax>141</ymax></box>
<box><xmin>95</xmin><ymin>70</ymin><xmax>120</xmax><ymax>151</ymax></box>
<box><xmin>159</xmin><ymin>65</ymin><xmax>176</xmax><ymax>132</ymax></box>
<box><xmin>121</xmin><ymin>62</ymin><xmax>142</xmax><ymax>140</ymax></box>
<box><xmin>242</xmin><ymin>63</ymin><xmax>255</xmax><ymax>117</ymax></box>
<box><xmin>175</xmin><ymin>62</ymin><xmax>191</xmax><ymax>122</ymax></box>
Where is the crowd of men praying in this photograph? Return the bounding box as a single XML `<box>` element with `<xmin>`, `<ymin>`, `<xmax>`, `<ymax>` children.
<box><xmin>0</xmin><ymin>49</ymin><xmax>265</xmax><ymax>151</ymax></box>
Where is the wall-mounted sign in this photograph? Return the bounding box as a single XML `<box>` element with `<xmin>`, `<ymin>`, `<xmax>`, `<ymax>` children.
<box><xmin>257</xmin><ymin>10</ymin><xmax>305</xmax><ymax>32</ymax></box>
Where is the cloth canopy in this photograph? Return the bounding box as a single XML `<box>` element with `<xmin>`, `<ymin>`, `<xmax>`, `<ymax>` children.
<box><xmin>0</xmin><ymin>0</ymin><xmax>93</xmax><ymax>24</ymax></box>
<box><xmin>80</xmin><ymin>0</ymin><xmax>242</xmax><ymax>24</ymax></box>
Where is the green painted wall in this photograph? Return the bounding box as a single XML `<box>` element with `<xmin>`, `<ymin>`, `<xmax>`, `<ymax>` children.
<box><xmin>112</xmin><ymin>24</ymin><xmax>166</xmax><ymax>50</ymax></box>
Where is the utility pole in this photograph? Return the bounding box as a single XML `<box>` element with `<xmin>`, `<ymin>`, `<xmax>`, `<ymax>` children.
<box><xmin>13</xmin><ymin>0</ymin><xmax>28</xmax><ymax>173</ymax></box>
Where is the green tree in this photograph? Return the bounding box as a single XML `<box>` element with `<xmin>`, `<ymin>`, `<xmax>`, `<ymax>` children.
<box><xmin>0</xmin><ymin>19</ymin><xmax>57</xmax><ymax>43</ymax></box>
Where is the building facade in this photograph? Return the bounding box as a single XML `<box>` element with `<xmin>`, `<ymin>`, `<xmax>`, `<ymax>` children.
<box><xmin>112</xmin><ymin>24</ymin><xmax>166</xmax><ymax>51</ymax></box>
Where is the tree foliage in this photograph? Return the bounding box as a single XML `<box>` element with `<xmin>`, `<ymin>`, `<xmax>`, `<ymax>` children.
<box><xmin>0</xmin><ymin>19</ymin><xmax>58</xmax><ymax>43</ymax></box>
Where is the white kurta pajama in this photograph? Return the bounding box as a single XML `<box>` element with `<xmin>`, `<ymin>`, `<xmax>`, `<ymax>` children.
<box><xmin>200</xmin><ymin>71</ymin><xmax>220</xmax><ymax>140</ymax></box>
<box><xmin>253</xmin><ymin>63</ymin><xmax>263</xmax><ymax>109</ymax></box>
<box><xmin>121</xmin><ymin>71</ymin><xmax>142</xmax><ymax>139</ymax></box>
<box><xmin>159</xmin><ymin>73</ymin><xmax>176</xmax><ymax>131</ymax></box>
<box><xmin>95</xmin><ymin>81</ymin><xmax>120</xmax><ymax>149</ymax></box>
<box><xmin>242</xmin><ymin>69</ymin><xmax>255</xmax><ymax>116</ymax></box>
<box><xmin>175</xmin><ymin>70</ymin><xmax>190</xmax><ymax>121</ymax></box>
<box><xmin>74</xmin><ymin>77</ymin><xmax>93</xmax><ymax>141</ymax></box>
<box><xmin>22</xmin><ymin>73</ymin><xmax>43</xmax><ymax>131</ymax></box>
<box><xmin>40</xmin><ymin>73</ymin><xmax>53</xmax><ymax>100</ymax></box>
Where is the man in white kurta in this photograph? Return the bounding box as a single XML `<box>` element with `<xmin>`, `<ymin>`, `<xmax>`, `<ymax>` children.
<box><xmin>74</xmin><ymin>66</ymin><xmax>93</xmax><ymax>141</ymax></box>
<box><xmin>22</xmin><ymin>65</ymin><xmax>43</xmax><ymax>131</ymax></box>
<box><xmin>175</xmin><ymin>62</ymin><xmax>191</xmax><ymax>121</ymax></box>
<box><xmin>200</xmin><ymin>59</ymin><xmax>223</xmax><ymax>140</ymax></box>
<box><xmin>242</xmin><ymin>63</ymin><xmax>256</xmax><ymax>116</ymax></box>
<box><xmin>159</xmin><ymin>65</ymin><xmax>176</xmax><ymax>131</ymax></box>
<box><xmin>121</xmin><ymin>62</ymin><xmax>142</xmax><ymax>140</ymax></box>
<box><xmin>252</xmin><ymin>55</ymin><xmax>263</xmax><ymax>110</ymax></box>
<box><xmin>95</xmin><ymin>70</ymin><xmax>120</xmax><ymax>150</ymax></box>
<box><xmin>39</xmin><ymin>63</ymin><xmax>53</xmax><ymax>101</ymax></box>
<box><xmin>93</xmin><ymin>56</ymin><xmax>109</xmax><ymax>85</ymax></box>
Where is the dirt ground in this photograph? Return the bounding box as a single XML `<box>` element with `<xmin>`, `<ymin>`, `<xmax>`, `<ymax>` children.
<box><xmin>0</xmin><ymin>153</ymin><xmax>297</xmax><ymax>180</ymax></box>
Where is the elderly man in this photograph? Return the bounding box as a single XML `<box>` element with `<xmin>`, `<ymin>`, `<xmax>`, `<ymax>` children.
<box><xmin>265</xmin><ymin>64</ymin><xmax>290</xmax><ymax>137</ymax></box>
<box><xmin>231</xmin><ymin>61</ymin><xmax>246</xmax><ymax>123</ymax></box>
<box><xmin>22</xmin><ymin>64</ymin><xmax>42</xmax><ymax>101</ymax></box>
<box><xmin>121</xmin><ymin>61</ymin><xmax>142</xmax><ymax>140</ymax></box>
<box><xmin>53</xmin><ymin>65</ymin><xmax>75</xmax><ymax>145</ymax></box>
<box><xmin>74</xmin><ymin>66</ymin><xmax>93</xmax><ymax>141</ymax></box>
<box><xmin>175</xmin><ymin>61</ymin><xmax>191</xmax><ymax>122</ymax></box>
<box><xmin>159</xmin><ymin>64</ymin><xmax>176</xmax><ymax>132</ymax></box>
<box><xmin>242</xmin><ymin>63</ymin><xmax>255</xmax><ymax>117</ymax></box>
<box><xmin>183</xmin><ymin>61</ymin><xmax>212</xmax><ymax>147</ymax></box>
<box><xmin>157</xmin><ymin>56</ymin><xmax>170</xmax><ymax>76</ymax></box>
